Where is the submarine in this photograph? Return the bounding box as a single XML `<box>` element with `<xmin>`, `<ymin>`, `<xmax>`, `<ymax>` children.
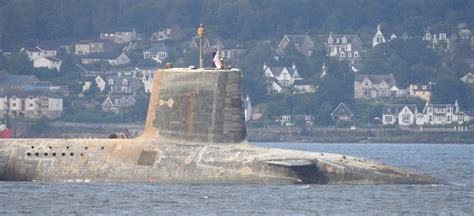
<box><xmin>0</xmin><ymin>24</ymin><xmax>440</xmax><ymax>184</ymax></box>
<box><xmin>0</xmin><ymin>67</ymin><xmax>441</xmax><ymax>184</ymax></box>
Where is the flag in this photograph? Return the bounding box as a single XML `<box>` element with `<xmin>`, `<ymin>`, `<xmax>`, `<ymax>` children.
<box><xmin>213</xmin><ymin>50</ymin><xmax>223</xmax><ymax>69</ymax></box>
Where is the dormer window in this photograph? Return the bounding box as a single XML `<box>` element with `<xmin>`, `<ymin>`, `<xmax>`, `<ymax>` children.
<box><xmin>122</xmin><ymin>79</ymin><xmax>128</xmax><ymax>86</ymax></box>
<box><xmin>348</xmin><ymin>52</ymin><xmax>352</xmax><ymax>57</ymax></box>
<box><xmin>328</xmin><ymin>38</ymin><xmax>333</xmax><ymax>44</ymax></box>
<box><xmin>342</xmin><ymin>37</ymin><xmax>347</xmax><ymax>44</ymax></box>
<box><xmin>354</xmin><ymin>52</ymin><xmax>359</xmax><ymax>57</ymax></box>
<box><xmin>109</xmin><ymin>79</ymin><xmax>114</xmax><ymax>85</ymax></box>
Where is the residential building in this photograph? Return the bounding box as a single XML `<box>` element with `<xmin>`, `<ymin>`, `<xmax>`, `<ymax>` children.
<box><xmin>277</xmin><ymin>34</ymin><xmax>314</xmax><ymax>56</ymax></box>
<box><xmin>21</xmin><ymin>46</ymin><xmax>57</xmax><ymax>61</ymax></box>
<box><xmin>143</xmin><ymin>43</ymin><xmax>170</xmax><ymax>64</ymax></box>
<box><xmin>372</xmin><ymin>24</ymin><xmax>387</xmax><ymax>47</ymax></box>
<box><xmin>382</xmin><ymin>104</ymin><xmax>417</xmax><ymax>126</ymax></box>
<box><xmin>331</xmin><ymin>102</ymin><xmax>354</xmax><ymax>122</ymax></box>
<box><xmin>81</xmin><ymin>52</ymin><xmax>131</xmax><ymax>66</ymax></box>
<box><xmin>75</xmin><ymin>40</ymin><xmax>104</xmax><ymax>55</ymax></box>
<box><xmin>461</xmin><ymin>72</ymin><xmax>474</xmax><ymax>84</ymax></box>
<box><xmin>326</xmin><ymin>32</ymin><xmax>362</xmax><ymax>64</ymax></box>
<box><xmin>354</xmin><ymin>74</ymin><xmax>398</xmax><ymax>99</ymax></box>
<box><xmin>0</xmin><ymin>89</ymin><xmax>63</xmax><ymax>119</ymax></box>
<box><xmin>101</xmin><ymin>94</ymin><xmax>136</xmax><ymax>113</ymax></box>
<box><xmin>100</xmin><ymin>30</ymin><xmax>137</xmax><ymax>44</ymax></box>
<box><xmin>80</xmin><ymin>75</ymin><xmax>106</xmax><ymax>93</ymax></box>
<box><xmin>219</xmin><ymin>44</ymin><xmax>246</xmax><ymax>62</ymax></box>
<box><xmin>263</xmin><ymin>63</ymin><xmax>315</xmax><ymax>94</ymax></box>
<box><xmin>189</xmin><ymin>36</ymin><xmax>212</xmax><ymax>53</ymax></box>
<box><xmin>423</xmin><ymin>28</ymin><xmax>449</xmax><ymax>50</ymax></box>
<box><xmin>106</xmin><ymin>75</ymin><xmax>142</xmax><ymax>95</ymax></box>
<box><xmin>33</xmin><ymin>56</ymin><xmax>62</xmax><ymax>71</ymax></box>
<box><xmin>280</xmin><ymin>115</ymin><xmax>314</xmax><ymax>126</ymax></box>
<box><xmin>409</xmin><ymin>84</ymin><xmax>432</xmax><ymax>102</ymax></box>
<box><xmin>0</xmin><ymin>74</ymin><xmax>39</xmax><ymax>91</ymax></box>
<box><xmin>417</xmin><ymin>101</ymin><xmax>470</xmax><ymax>125</ymax></box>
<box><xmin>150</xmin><ymin>25</ymin><xmax>184</xmax><ymax>41</ymax></box>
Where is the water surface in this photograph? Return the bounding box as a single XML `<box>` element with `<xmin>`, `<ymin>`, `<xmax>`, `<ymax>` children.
<box><xmin>1</xmin><ymin>143</ymin><xmax>472</xmax><ymax>215</ymax></box>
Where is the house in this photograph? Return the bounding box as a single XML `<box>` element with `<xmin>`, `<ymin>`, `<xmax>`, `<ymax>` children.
<box><xmin>461</xmin><ymin>73</ymin><xmax>474</xmax><ymax>84</ymax></box>
<box><xmin>81</xmin><ymin>52</ymin><xmax>131</xmax><ymax>66</ymax></box>
<box><xmin>101</xmin><ymin>94</ymin><xmax>136</xmax><ymax>113</ymax></box>
<box><xmin>280</xmin><ymin>115</ymin><xmax>314</xmax><ymax>126</ymax></box>
<box><xmin>75</xmin><ymin>40</ymin><xmax>104</xmax><ymax>55</ymax></box>
<box><xmin>0</xmin><ymin>74</ymin><xmax>39</xmax><ymax>91</ymax></box>
<box><xmin>143</xmin><ymin>43</ymin><xmax>170</xmax><ymax>64</ymax></box>
<box><xmin>417</xmin><ymin>101</ymin><xmax>470</xmax><ymax>125</ymax></box>
<box><xmin>150</xmin><ymin>25</ymin><xmax>184</xmax><ymax>41</ymax></box>
<box><xmin>326</xmin><ymin>32</ymin><xmax>362</xmax><ymax>64</ymax></box>
<box><xmin>292</xmin><ymin>80</ymin><xmax>316</xmax><ymax>93</ymax></box>
<box><xmin>331</xmin><ymin>102</ymin><xmax>354</xmax><ymax>122</ymax></box>
<box><xmin>409</xmin><ymin>84</ymin><xmax>432</xmax><ymax>102</ymax></box>
<box><xmin>354</xmin><ymin>74</ymin><xmax>398</xmax><ymax>99</ymax></box>
<box><xmin>382</xmin><ymin>104</ymin><xmax>417</xmax><ymax>126</ymax></box>
<box><xmin>80</xmin><ymin>75</ymin><xmax>106</xmax><ymax>93</ymax></box>
<box><xmin>106</xmin><ymin>75</ymin><xmax>142</xmax><ymax>95</ymax></box>
<box><xmin>33</xmin><ymin>56</ymin><xmax>62</xmax><ymax>71</ymax></box>
<box><xmin>263</xmin><ymin>63</ymin><xmax>314</xmax><ymax>94</ymax></box>
<box><xmin>100</xmin><ymin>30</ymin><xmax>137</xmax><ymax>44</ymax></box>
<box><xmin>0</xmin><ymin>89</ymin><xmax>63</xmax><ymax>119</ymax></box>
<box><xmin>277</xmin><ymin>34</ymin><xmax>314</xmax><ymax>56</ymax></box>
<box><xmin>390</xmin><ymin>85</ymin><xmax>408</xmax><ymax>98</ymax></box>
<box><xmin>423</xmin><ymin>27</ymin><xmax>450</xmax><ymax>50</ymax></box>
<box><xmin>21</xmin><ymin>46</ymin><xmax>57</xmax><ymax>61</ymax></box>
<box><xmin>244</xmin><ymin>95</ymin><xmax>252</xmax><ymax>121</ymax></box>
<box><xmin>189</xmin><ymin>36</ymin><xmax>212</xmax><ymax>53</ymax></box>
<box><xmin>372</xmin><ymin>24</ymin><xmax>387</xmax><ymax>47</ymax></box>
<box><xmin>219</xmin><ymin>44</ymin><xmax>245</xmax><ymax>62</ymax></box>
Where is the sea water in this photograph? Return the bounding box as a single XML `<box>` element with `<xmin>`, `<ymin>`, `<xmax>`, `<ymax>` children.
<box><xmin>0</xmin><ymin>143</ymin><xmax>472</xmax><ymax>215</ymax></box>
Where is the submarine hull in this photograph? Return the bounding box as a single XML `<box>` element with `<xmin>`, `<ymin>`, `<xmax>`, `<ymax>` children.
<box><xmin>0</xmin><ymin>139</ymin><xmax>439</xmax><ymax>184</ymax></box>
<box><xmin>0</xmin><ymin>68</ymin><xmax>440</xmax><ymax>184</ymax></box>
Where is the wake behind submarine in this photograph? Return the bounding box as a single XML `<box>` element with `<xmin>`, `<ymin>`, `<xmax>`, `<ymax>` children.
<box><xmin>0</xmin><ymin>24</ymin><xmax>440</xmax><ymax>184</ymax></box>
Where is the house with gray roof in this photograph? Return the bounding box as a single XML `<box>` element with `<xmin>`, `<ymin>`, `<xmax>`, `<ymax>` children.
<box><xmin>354</xmin><ymin>74</ymin><xmax>399</xmax><ymax>100</ymax></box>
<box><xmin>0</xmin><ymin>74</ymin><xmax>39</xmax><ymax>91</ymax></box>
<box><xmin>263</xmin><ymin>62</ymin><xmax>315</xmax><ymax>94</ymax></box>
<box><xmin>82</xmin><ymin>52</ymin><xmax>131</xmax><ymax>66</ymax></box>
<box><xmin>0</xmin><ymin>89</ymin><xmax>63</xmax><ymax>119</ymax></box>
<box><xmin>326</xmin><ymin>32</ymin><xmax>362</xmax><ymax>64</ymax></box>
<box><xmin>106</xmin><ymin>75</ymin><xmax>142</xmax><ymax>95</ymax></box>
<box><xmin>382</xmin><ymin>104</ymin><xmax>418</xmax><ymax>126</ymax></box>
<box><xmin>277</xmin><ymin>34</ymin><xmax>314</xmax><ymax>56</ymax></box>
<box><xmin>143</xmin><ymin>43</ymin><xmax>170</xmax><ymax>64</ymax></box>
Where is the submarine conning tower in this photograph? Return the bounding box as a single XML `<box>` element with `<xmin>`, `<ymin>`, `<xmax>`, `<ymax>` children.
<box><xmin>140</xmin><ymin>68</ymin><xmax>247</xmax><ymax>144</ymax></box>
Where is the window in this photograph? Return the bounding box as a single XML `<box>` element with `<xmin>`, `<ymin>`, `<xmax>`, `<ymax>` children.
<box><xmin>342</xmin><ymin>37</ymin><xmax>347</xmax><ymax>44</ymax></box>
<box><xmin>354</xmin><ymin>52</ymin><xmax>359</xmax><ymax>57</ymax></box>
<box><xmin>328</xmin><ymin>38</ymin><xmax>333</xmax><ymax>44</ymax></box>
<box><xmin>402</xmin><ymin>114</ymin><xmax>410</xmax><ymax>122</ymax></box>
<box><xmin>122</xmin><ymin>79</ymin><xmax>128</xmax><ymax>86</ymax></box>
<box><xmin>109</xmin><ymin>79</ymin><xmax>114</xmax><ymax>85</ymax></box>
<box><xmin>385</xmin><ymin>115</ymin><xmax>393</xmax><ymax>123</ymax></box>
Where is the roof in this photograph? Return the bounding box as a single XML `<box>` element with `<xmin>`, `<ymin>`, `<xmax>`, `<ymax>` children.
<box><xmin>106</xmin><ymin>75</ymin><xmax>141</xmax><ymax>88</ymax></box>
<box><xmin>83</xmin><ymin>52</ymin><xmax>124</xmax><ymax>60</ymax></box>
<box><xmin>43</xmin><ymin>56</ymin><xmax>62</xmax><ymax>62</ymax></box>
<box><xmin>144</xmin><ymin>43</ymin><xmax>169</xmax><ymax>54</ymax></box>
<box><xmin>331</xmin><ymin>102</ymin><xmax>354</xmax><ymax>117</ymax></box>
<box><xmin>0</xmin><ymin>75</ymin><xmax>39</xmax><ymax>87</ymax></box>
<box><xmin>383</xmin><ymin>104</ymin><xmax>417</xmax><ymax>115</ymax></box>
<box><xmin>328</xmin><ymin>33</ymin><xmax>361</xmax><ymax>44</ymax></box>
<box><xmin>0</xmin><ymin>89</ymin><xmax>63</xmax><ymax>98</ymax></box>
<box><xmin>285</xmin><ymin>35</ymin><xmax>312</xmax><ymax>47</ymax></box>
<box><xmin>266</xmin><ymin>66</ymin><xmax>298</xmax><ymax>77</ymax></box>
<box><xmin>76</xmin><ymin>64</ymin><xmax>102</xmax><ymax>72</ymax></box>
<box><xmin>355</xmin><ymin>74</ymin><xmax>397</xmax><ymax>85</ymax></box>
<box><xmin>23</xmin><ymin>47</ymin><xmax>41</xmax><ymax>52</ymax></box>
<box><xmin>293</xmin><ymin>79</ymin><xmax>314</xmax><ymax>86</ymax></box>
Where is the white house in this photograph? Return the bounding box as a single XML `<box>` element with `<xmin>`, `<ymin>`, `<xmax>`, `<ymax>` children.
<box><xmin>326</xmin><ymin>32</ymin><xmax>362</xmax><ymax>64</ymax></box>
<box><xmin>461</xmin><ymin>72</ymin><xmax>474</xmax><ymax>84</ymax></box>
<box><xmin>263</xmin><ymin>62</ymin><xmax>315</xmax><ymax>94</ymax></box>
<box><xmin>423</xmin><ymin>28</ymin><xmax>449</xmax><ymax>50</ymax></box>
<box><xmin>80</xmin><ymin>75</ymin><xmax>106</xmax><ymax>93</ymax></box>
<box><xmin>101</xmin><ymin>95</ymin><xmax>136</xmax><ymax>113</ymax></box>
<box><xmin>417</xmin><ymin>101</ymin><xmax>470</xmax><ymax>125</ymax></box>
<box><xmin>382</xmin><ymin>104</ymin><xmax>417</xmax><ymax>126</ymax></box>
<box><xmin>33</xmin><ymin>56</ymin><xmax>62</xmax><ymax>71</ymax></box>
<box><xmin>21</xmin><ymin>46</ymin><xmax>57</xmax><ymax>61</ymax></box>
<box><xmin>75</xmin><ymin>40</ymin><xmax>104</xmax><ymax>55</ymax></box>
<box><xmin>143</xmin><ymin>43</ymin><xmax>170</xmax><ymax>64</ymax></box>
<box><xmin>0</xmin><ymin>89</ymin><xmax>63</xmax><ymax>119</ymax></box>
